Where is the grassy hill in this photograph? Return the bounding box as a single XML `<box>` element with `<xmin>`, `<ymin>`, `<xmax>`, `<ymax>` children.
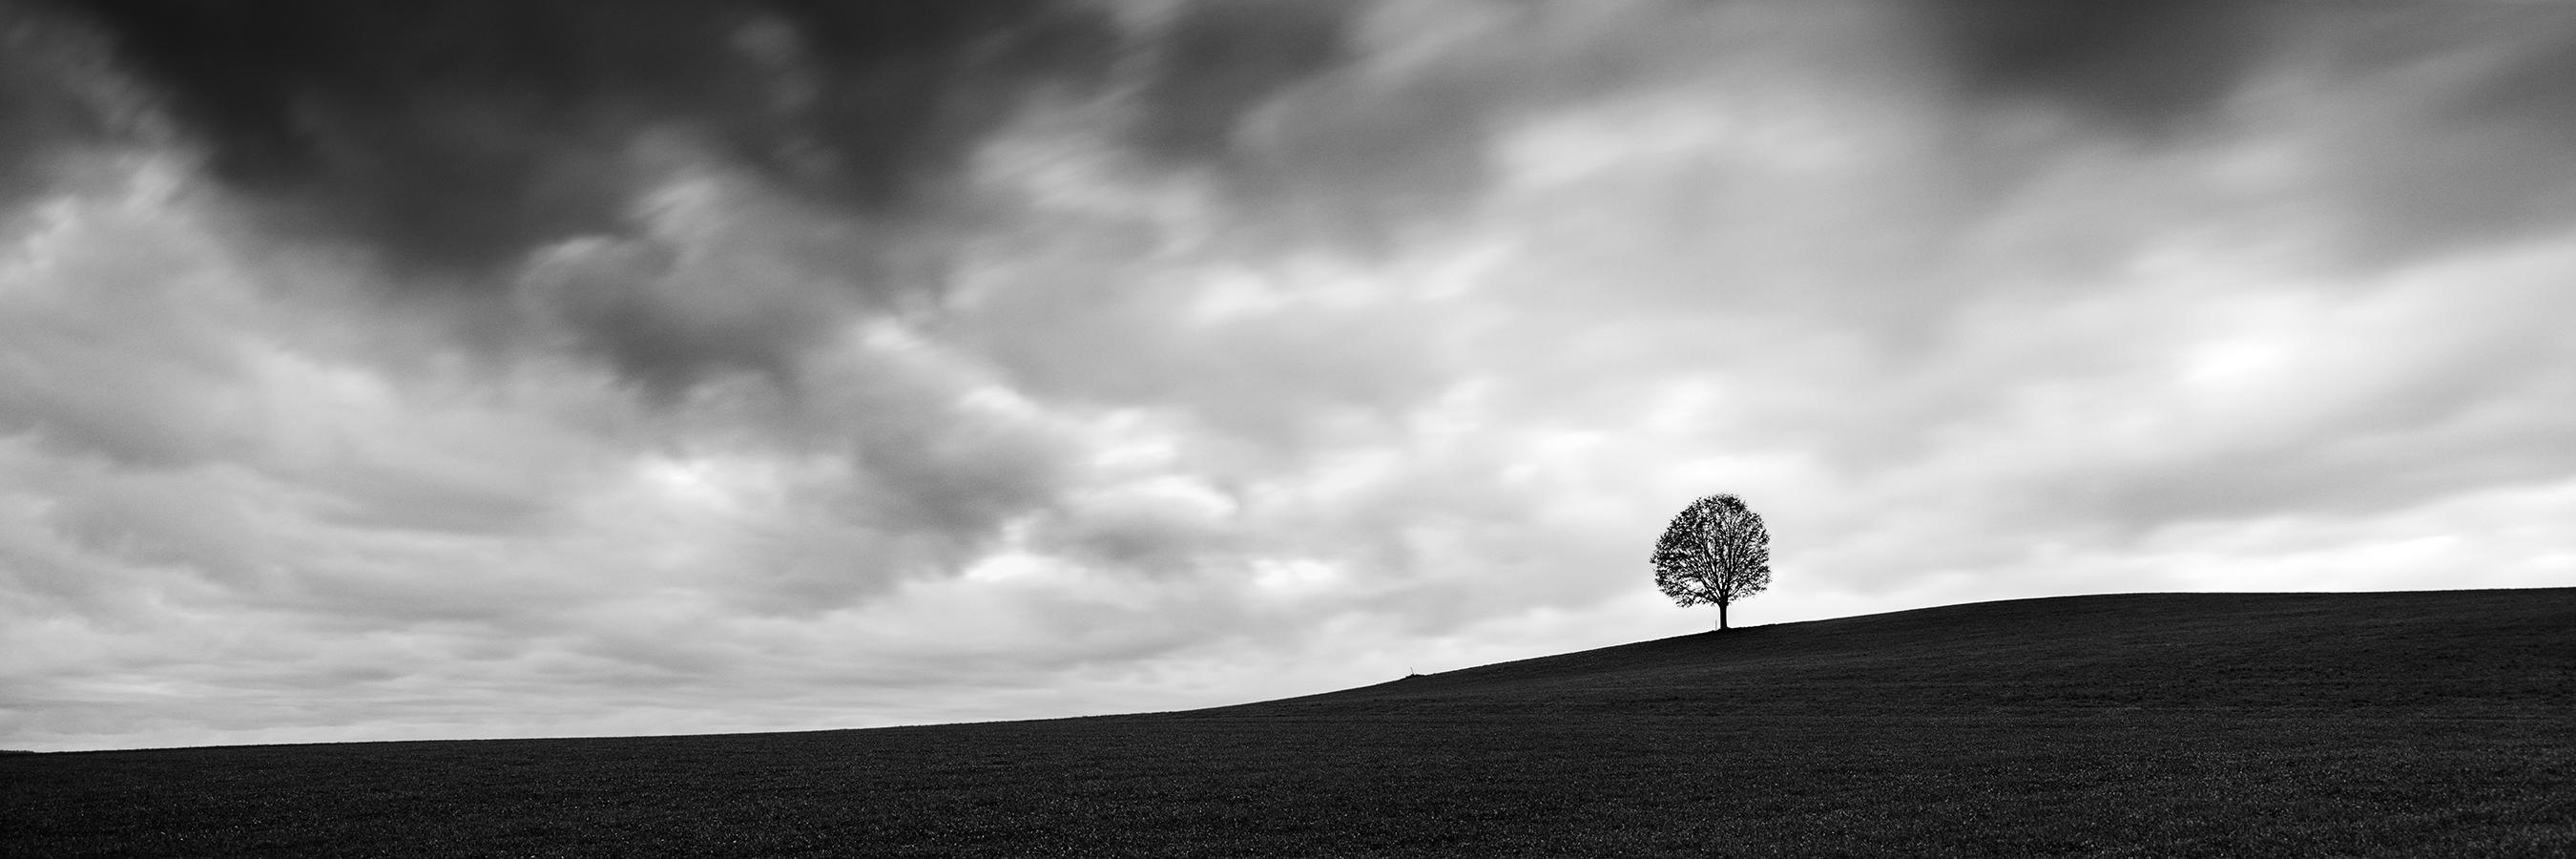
<box><xmin>6</xmin><ymin>588</ymin><xmax>2572</xmax><ymax>856</ymax></box>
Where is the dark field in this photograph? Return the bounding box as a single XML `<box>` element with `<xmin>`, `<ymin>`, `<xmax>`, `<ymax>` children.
<box><xmin>7</xmin><ymin>589</ymin><xmax>2573</xmax><ymax>856</ymax></box>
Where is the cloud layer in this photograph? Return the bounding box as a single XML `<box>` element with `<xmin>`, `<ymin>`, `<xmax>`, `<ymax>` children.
<box><xmin>5</xmin><ymin>0</ymin><xmax>2575</xmax><ymax>751</ymax></box>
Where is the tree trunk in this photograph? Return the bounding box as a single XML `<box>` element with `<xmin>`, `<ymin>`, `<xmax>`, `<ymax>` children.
<box><xmin>1718</xmin><ymin>600</ymin><xmax>1729</xmax><ymax>631</ymax></box>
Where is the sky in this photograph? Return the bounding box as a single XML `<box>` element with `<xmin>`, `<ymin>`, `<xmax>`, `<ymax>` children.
<box><xmin>4</xmin><ymin>0</ymin><xmax>2574</xmax><ymax>752</ymax></box>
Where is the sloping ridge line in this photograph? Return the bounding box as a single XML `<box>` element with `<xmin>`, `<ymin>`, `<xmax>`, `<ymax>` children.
<box><xmin>1197</xmin><ymin>587</ymin><xmax>2576</xmax><ymax>715</ymax></box>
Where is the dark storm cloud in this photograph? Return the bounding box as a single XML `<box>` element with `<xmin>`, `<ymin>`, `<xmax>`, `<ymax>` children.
<box><xmin>839</xmin><ymin>380</ymin><xmax>1072</xmax><ymax>544</ymax></box>
<box><xmin>1911</xmin><ymin>0</ymin><xmax>2275</xmax><ymax>136</ymax></box>
<box><xmin>52</xmin><ymin>0</ymin><xmax>1118</xmax><ymax>276</ymax></box>
<box><xmin>1902</xmin><ymin>0</ymin><xmax>2576</xmax><ymax>263</ymax></box>
<box><xmin>0</xmin><ymin>2</ymin><xmax>122</xmax><ymax>209</ymax></box>
<box><xmin>2325</xmin><ymin>6</ymin><xmax>2576</xmax><ymax>262</ymax></box>
<box><xmin>1132</xmin><ymin>0</ymin><xmax>1357</xmax><ymax>160</ymax></box>
<box><xmin>2447</xmin><ymin>18</ymin><xmax>2576</xmax><ymax>138</ymax></box>
<box><xmin>528</xmin><ymin>240</ymin><xmax>824</xmax><ymax>394</ymax></box>
<box><xmin>1157</xmin><ymin>2</ymin><xmax>1756</xmax><ymax>252</ymax></box>
<box><xmin>31</xmin><ymin>0</ymin><xmax>1468</xmax><ymax>394</ymax></box>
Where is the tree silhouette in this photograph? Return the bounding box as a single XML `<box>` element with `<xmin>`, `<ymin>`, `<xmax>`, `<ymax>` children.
<box><xmin>1652</xmin><ymin>493</ymin><xmax>1771</xmax><ymax>630</ymax></box>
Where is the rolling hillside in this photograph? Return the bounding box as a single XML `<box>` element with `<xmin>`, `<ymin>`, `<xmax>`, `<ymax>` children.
<box><xmin>7</xmin><ymin>588</ymin><xmax>2572</xmax><ymax>856</ymax></box>
<box><xmin>1238</xmin><ymin>588</ymin><xmax>2573</xmax><ymax>716</ymax></box>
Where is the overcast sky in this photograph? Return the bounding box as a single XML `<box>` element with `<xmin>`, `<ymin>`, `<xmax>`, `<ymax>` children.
<box><xmin>5</xmin><ymin>0</ymin><xmax>2574</xmax><ymax>752</ymax></box>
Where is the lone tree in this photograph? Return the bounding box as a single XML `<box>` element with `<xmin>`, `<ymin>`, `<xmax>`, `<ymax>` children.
<box><xmin>1652</xmin><ymin>493</ymin><xmax>1772</xmax><ymax>630</ymax></box>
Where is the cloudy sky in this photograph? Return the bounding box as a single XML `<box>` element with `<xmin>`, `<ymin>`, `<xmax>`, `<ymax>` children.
<box><xmin>5</xmin><ymin>0</ymin><xmax>2574</xmax><ymax>752</ymax></box>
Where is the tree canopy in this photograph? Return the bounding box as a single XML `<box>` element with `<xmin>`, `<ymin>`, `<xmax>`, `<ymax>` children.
<box><xmin>1652</xmin><ymin>493</ymin><xmax>1771</xmax><ymax>630</ymax></box>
